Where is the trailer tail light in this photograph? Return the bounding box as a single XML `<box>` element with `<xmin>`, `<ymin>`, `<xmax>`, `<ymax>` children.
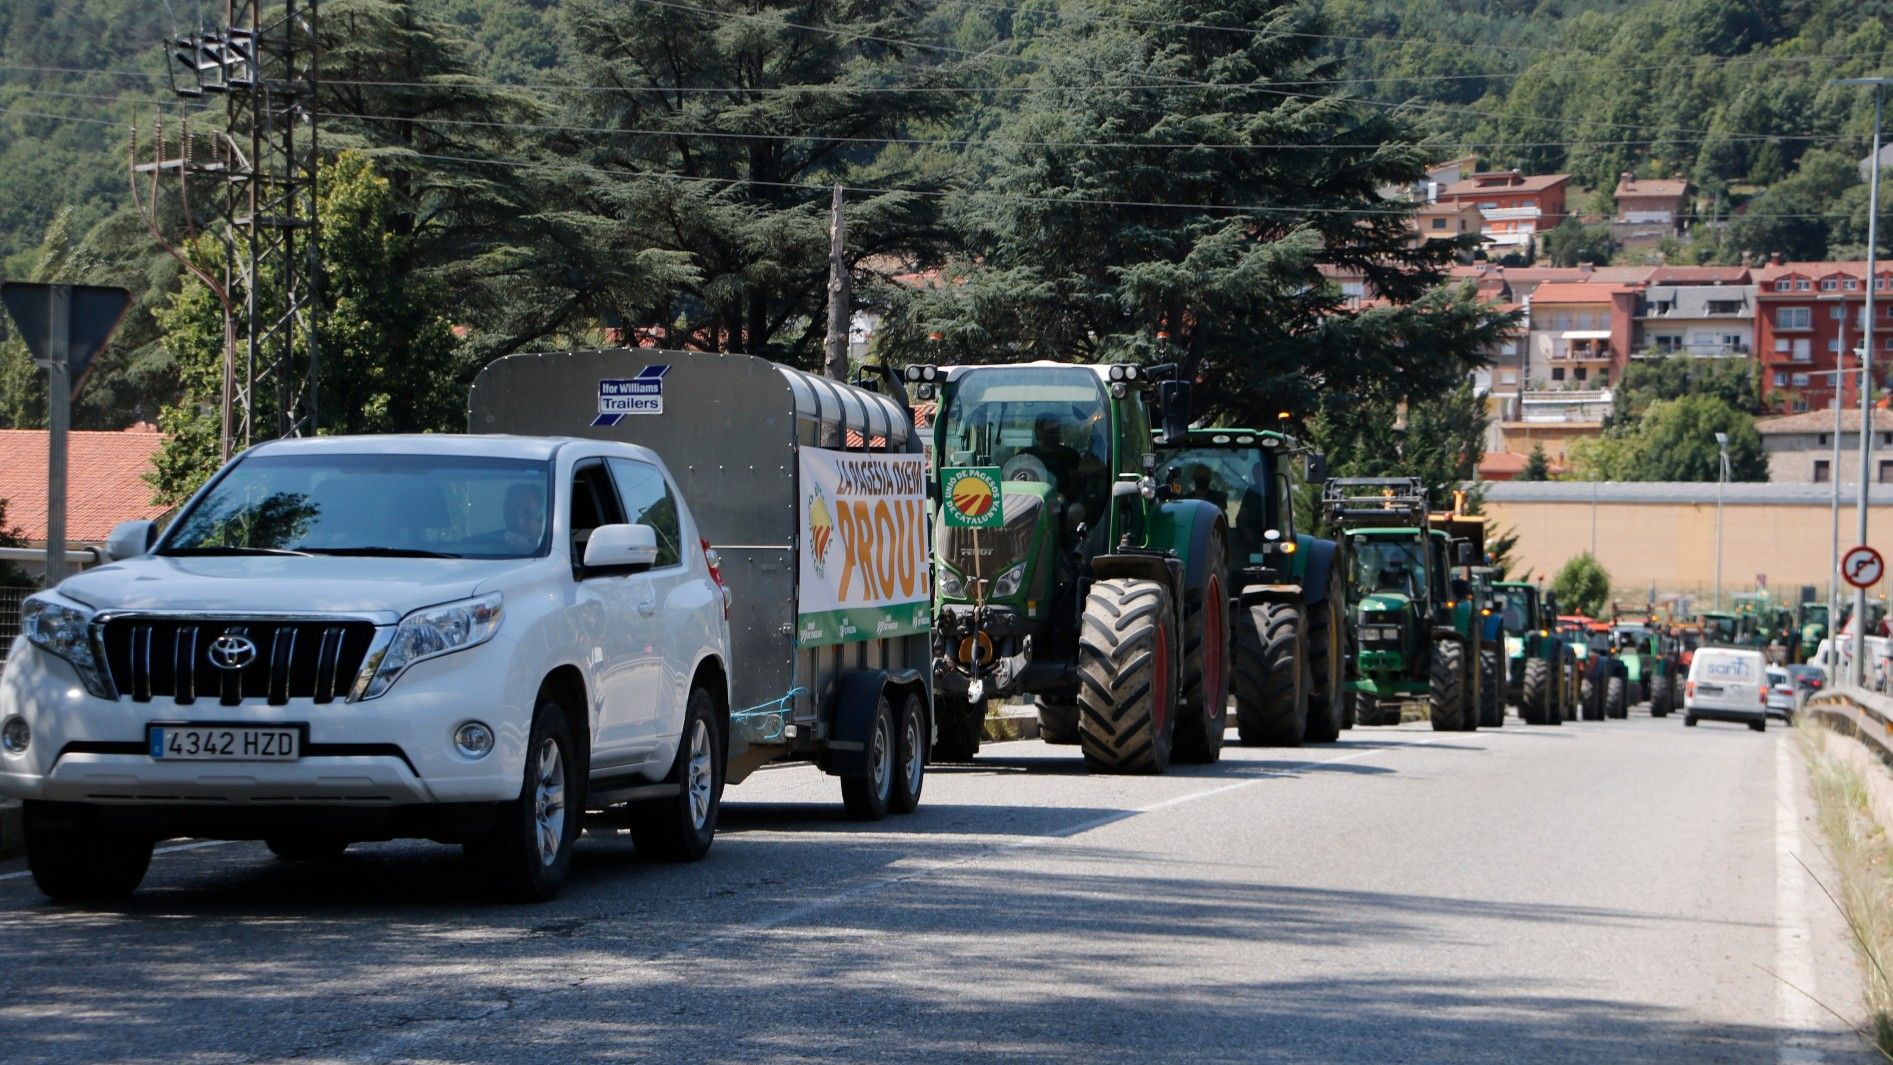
<box><xmin>702</xmin><ymin>538</ymin><xmax>730</xmax><ymax>619</ymax></box>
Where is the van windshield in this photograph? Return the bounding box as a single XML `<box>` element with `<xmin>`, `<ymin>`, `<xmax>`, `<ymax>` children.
<box><xmin>162</xmin><ymin>453</ymin><xmax>554</xmax><ymax>560</ymax></box>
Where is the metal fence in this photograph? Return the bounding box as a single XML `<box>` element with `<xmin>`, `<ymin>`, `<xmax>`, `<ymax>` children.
<box><xmin>1806</xmin><ymin>688</ymin><xmax>1893</xmax><ymax>770</ymax></box>
<box><xmin>0</xmin><ymin>586</ymin><xmax>35</xmax><ymax>664</ymax></box>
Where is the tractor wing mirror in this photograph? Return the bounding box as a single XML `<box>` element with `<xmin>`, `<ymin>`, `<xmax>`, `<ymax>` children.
<box><xmin>1304</xmin><ymin>452</ymin><xmax>1327</xmax><ymax>484</ymax></box>
<box><xmin>1157</xmin><ymin>379</ymin><xmax>1193</xmax><ymax>445</ymax></box>
<box><xmin>1457</xmin><ymin>541</ymin><xmax>1474</xmax><ymax>566</ymax></box>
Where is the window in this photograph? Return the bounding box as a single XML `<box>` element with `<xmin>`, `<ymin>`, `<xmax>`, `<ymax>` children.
<box><xmin>1881</xmin><ymin>460</ymin><xmax>1893</xmax><ymax>485</ymax></box>
<box><xmin>1797</xmin><ymin>280</ymin><xmax>1812</xmax><ymax>291</ymax></box>
<box><xmin>1431</xmin><ymin>217</ymin><xmax>1447</xmax><ymax>230</ymax></box>
<box><xmin>1847</xmin><ymin>279</ymin><xmax>1860</xmax><ymax>291</ymax></box>
<box><xmin>1499</xmin><ymin>369</ymin><xmax>1517</xmax><ymax>385</ymax></box>
<box><xmin>1829</xmin><ymin>338</ymin><xmax>1842</xmax><ymax>353</ymax></box>
<box><xmin>1832</xmin><ymin>305</ymin><xmax>1848</xmax><ymax>319</ymax></box>
<box><xmin>1774</xmin><ymin>371</ymin><xmax>1788</xmax><ymax>386</ymax></box>
<box><xmin>1777</xmin><ymin>307</ymin><xmax>1811</xmax><ymax>330</ymax></box>
<box><xmin>1820</xmin><ymin>433</ymin><xmax>1831</xmax><ymax>446</ymax></box>
<box><xmin>1793</xmin><ymin>373</ymin><xmax>1810</xmax><ymax>387</ymax></box>
<box><xmin>1823</xmin><ymin>279</ymin><xmax>1840</xmax><ymax>291</ymax></box>
<box><xmin>606</xmin><ymin>458</ymin><xmax>683</xmax><ymax>568</ymax></box>
<box><xmin>1551</xmin><ymin>367</ymin><xmax>1566</xmax><ymax>382</ymax></box>
<box><xmin>1775</xmin><ymin>280</ymin><xmax>1793</xmax><ymax>292</ymax></box>
<box><xmin>1554</xmin><ymin>312</ymin><xmax>1571</xmax><ymax>330</ymax></box>
<box><xmin>1793</xmin><ymin>338</ymin><xmax>1812</xmax><ymax>361</ymax></box>
<box><xmin>1886</xmin><ymin>336</ymin><xmax>1893</xmax><ymax>350</ymax></box>
<box><xmin>1725</xmin><ymin>334</ymin><xmax>1744</xmax><ymax>348</ymax></box>
<box><xmin>1575</xmin><ymin>367</ymin><xmax>1589</xmax><ymax>381</ymax></box>
<box><xmin>570</xmin><ymin>462</ymin><xmax>626</xmax><ymax>562</ymax></box>
<box><xmin>1884</xmin><ymin>432</ymin><xmax>1893</xmax><ymax>446</ymax></box>
<box><xmin>1775</xmin><ymin>338</ymin><xmax>1791</xmax><ymax>353</ymax></box>
<box><xmin>1815</xmin><ymin>460</ymin><xmax>1832</xmax><ymax>482</ymax></box>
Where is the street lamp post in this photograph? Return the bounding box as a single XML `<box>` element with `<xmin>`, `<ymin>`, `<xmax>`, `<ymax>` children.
<box><xmin>1715</xmin><ymin>431</ymin><xmax>1730</xmax><ymax>610</ymax></box>
<box><xmin>1834</xmin><ymin>76</ymin><xmax>1887</xmax><ymax>687</ymax></box>
<box><xmin>1808</xmin><ymin>363</ymin><xmax>1870</xmax><ymax>674</ymax></box>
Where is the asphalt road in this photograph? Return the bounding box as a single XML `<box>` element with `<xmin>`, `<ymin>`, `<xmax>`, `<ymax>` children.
<box><xmin>0</xmin><ymin>707</ymin><xmax>1874</xmax><ymax>1064</ymax></box>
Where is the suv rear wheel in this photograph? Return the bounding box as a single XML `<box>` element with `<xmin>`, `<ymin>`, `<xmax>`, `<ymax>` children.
<box><xmin>630</xmin><ymin>687</ymin><xmax>724</xmax><ymax>860</ymax></box>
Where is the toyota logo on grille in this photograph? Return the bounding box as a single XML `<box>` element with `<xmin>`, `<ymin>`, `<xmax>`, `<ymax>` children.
<box><xmin>208</xmin><ymin>633</ymin><xmax>258</xmax><ymax>671</ymax></box>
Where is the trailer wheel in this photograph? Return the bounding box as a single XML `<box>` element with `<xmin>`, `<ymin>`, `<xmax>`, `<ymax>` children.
<box><xmin>1076</xmin><ymin>578</ymin><xmax>1179</xmax><ymax>774</ymax></box>
<box><xmin>932</xmin><ymin>695</ymin><xmax>982</xmax><ymax>762</ymax></box>
<box><xmin>1521</xmin><ymin>657</ymin><xmax>1551</xmax><ymax>725</ymax></box>
<box><xmin>1351</xmin><ymin>690</ymin><xmax>1388</xmax><ymax>727</ymax></box>
<box><xmin>1429</xmin><ymin>639</ymin><xmax>1466</xmax><ymax>731</ymax></box>
<box><xmin>1650</xmin><ymin>673</ymin><xmax>1672</xmax><ymax>717</ymax></box>
<box><xmin>1234</xmin><ymin>602</ymin><xmax>1307</xmax><ymax>746</ymax></box>
<box><xmin>1035</xmin><ymin>698</ymin><xmax>1080</xmax><ymax>744</ymax></box>
<box><xmin>841</xmin><ymin>695</ymin><xmax>895</xmax><ymax>821</ymax></box>
<box><xmin>890</xmin><ymin>692</ymin><xmax>926</xmax><ymax>814</ymax></box>
<box><xmin>1605</xmin><ymin>675</ymin><xmax>1628</xmax><ymax>719</ymax></box>
<box><xmin>627</xmin><ymin>687</ymin><xmax>724</xmax><ymax>862</ymax></box>
<box><xmin>1174</xmin><ymin>537</ymin><xmax>1230</xmax><ymax>764</ymax></box>
<box><xmin>1478</xmin><ymin>648</ymin><xmax>1504</xmax><ymax>728</ymax></box>
<box><xmin>24</xmin><ymin>803</ymin><xmax>153</xmax><ymax>903</ymax></box>
<box><xmin>1304</xmin><ymin>571</ymin><xmax>1346</xmax><ymax>743</ymax></box>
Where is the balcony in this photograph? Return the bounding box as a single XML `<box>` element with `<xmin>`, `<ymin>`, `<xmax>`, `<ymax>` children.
<box><xmin>1481</xmin><ymin>206</ymin><xmax>1543</xmax><ymax>222</ymax></box>
<box><xmin>1549</xmin><ymin>332</ymin><xmax>1616</xmax><ymax>363</ymax></box>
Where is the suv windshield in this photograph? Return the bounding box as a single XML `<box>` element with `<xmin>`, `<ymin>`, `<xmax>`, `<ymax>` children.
<box><xmin>938</xmin><ymin>367</ymin><xmax>1110</xmax><ymax>525</ymax></box>
<box><xmin>1352</xmin><ymin>538</ymin><xmax>1423</xmax><ymax>599</ymax></box>
<box><xmin>163</xmin><ymin>453</ymin><xmax>553</xmax><ymax>560</ymax></box>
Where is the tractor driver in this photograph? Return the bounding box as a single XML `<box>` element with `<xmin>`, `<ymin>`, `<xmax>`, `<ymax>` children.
<box><xmin>1023</xmin><ymin>412</ymin><xmax>1085</xmax><ymax>489</ymax></box>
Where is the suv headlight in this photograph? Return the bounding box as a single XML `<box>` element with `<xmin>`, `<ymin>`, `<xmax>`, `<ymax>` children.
<box><xmin>353</xmin><ymin>593</ymin><xmax>503</xmax><ymax>700</ymax></box>
<box><xmin>20</xmin><ymin>595</ymin><xmax>113</xmax><ymax>698</ymax></box>
<box><xmin>991</xmin><ymin>562</ymin><xmax>1027</xmax><ymax>599</ymax></box>
<box><xmin>937</xmin><ymin>567</ymin><xmax>967</xmax><ymax>600</ymax></box>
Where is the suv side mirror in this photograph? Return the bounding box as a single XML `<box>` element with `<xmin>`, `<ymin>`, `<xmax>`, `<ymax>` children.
<box><xmin>1157</xmin><ymin>379</ymin><xmax>1193</xmax><ymax>445</ymax></box>
<box><xmin>583</xmin><ymin>523</ymin><xmax>659</xmax><ymax>572</ymax></box>
<box><xmin>105</xmin><ymin>519</ymin><xmax>158</xmax><ymax>561</ymax></box>
<box><xmin>1304</xmin><ymin>452</ymin><xmax>1326</xmax><ymax>484</ymax></box>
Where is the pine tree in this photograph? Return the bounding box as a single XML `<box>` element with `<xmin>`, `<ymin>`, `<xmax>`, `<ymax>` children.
<box><xmin>875</xmin><ymin>0</ymin><xmax>1514</xmax><ymax>423</ymax></box>
<box><xmin>1521</xmin><ymin>443</ymin><xmax>1552</xmax><ymax>482</ymax></box>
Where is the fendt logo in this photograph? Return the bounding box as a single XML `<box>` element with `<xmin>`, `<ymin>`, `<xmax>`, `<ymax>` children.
<box><xmin>207</xmin><ymin>633</ymin><xmax>258</xmax><ymax>671</ymax></box>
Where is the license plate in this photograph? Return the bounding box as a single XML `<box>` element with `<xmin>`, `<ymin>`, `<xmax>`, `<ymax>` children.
<box><xmin>148</xmin><ymin>725</ymin><xmax>301</xmax><ymax>761</ymax></box>
<box><xmin>1696</xmin><ymin>685</ymin><xmax>1723</xmax><ymax>696</ymax></box>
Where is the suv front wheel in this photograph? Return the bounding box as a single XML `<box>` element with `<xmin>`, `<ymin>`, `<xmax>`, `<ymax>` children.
<box><xmin>468</xmin><ymin>695</ymin><xmax>580</xmax><ymax>902</ymax></box>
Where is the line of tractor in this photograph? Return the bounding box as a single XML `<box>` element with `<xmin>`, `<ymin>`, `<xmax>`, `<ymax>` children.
<box><xmin>901</xmin><ymin>359</ymin><xmax>1710</xmax><ymax>774</ymax></box>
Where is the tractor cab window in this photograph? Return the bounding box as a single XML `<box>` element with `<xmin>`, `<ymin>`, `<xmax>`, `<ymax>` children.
<box><xmin>938</xmin><ymin>367</ymin><xmax>1111</xmax><ymax>541</ymax></box>
<box><xmin>1157</xmin><ymin>447</ymin><xmax>1273</xmax><ymax>562</ymax></box>
<box><xmin>1352</xmin><ymin>539</ymin><xmax>1424</xmax><ymax>599</ymax></box>
<box><xmin>1496</xmin><ymin>592</ymin><xmax>1533</xmax><ymax>632</ymax></box>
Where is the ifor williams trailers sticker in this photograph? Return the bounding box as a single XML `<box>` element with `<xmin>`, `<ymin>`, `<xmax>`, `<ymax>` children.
<box><xmin>592</xmin><ymin>364</ymin><xmax>669</xmax><ymax>426</ymax></box>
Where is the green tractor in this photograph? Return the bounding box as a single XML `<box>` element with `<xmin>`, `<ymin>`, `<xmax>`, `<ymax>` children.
<box><xmin>1700</xmin><ymin>610</ymin><xmax>1743</xmax><ymax>647</ymax></box>
<box><xmin>1155</xmin><ymin>428</ymin><xmax>1346</xmax><ymax>746</ymax></box>
<box><xmin>1325</xmin><ymin>478</ymin><xmax>1482</xmax><ymax>731</ymax></box>
<box><xmin>1491</xmin><ymin>581</ymin><xmax>1570</xmax><ymax>725</ymax></box>
<box><xmin>1797</xmin><ymin>601</ymin><xmax>1830</xmax><ymax>662</ymax></box>
<box><xmin>1432</xmin><ymin>512</ymin><xmax>1503</xmax><ymax>729</ymax></box>
<box><xmin>908</xmin><ymin>361</ymin><xmax>1229</xmax><ymax>773</ymax></box>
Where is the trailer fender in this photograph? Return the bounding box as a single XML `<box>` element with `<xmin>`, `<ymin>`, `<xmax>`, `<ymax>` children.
<box><xmin>1299</xmin><ymin>537</ymin><xmax>1339</xmax><ymax>608</ymax></box>
<box><xmin>819</xmin><ymin>670</ymin><xmax>900</xmax><ymax>778</ymax></box>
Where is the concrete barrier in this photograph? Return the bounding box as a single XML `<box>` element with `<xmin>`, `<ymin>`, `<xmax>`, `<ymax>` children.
<box><xmin>1805</xmin><ymin>687</ymin><xmax>1893</xmax><ymax>770</ymax></box>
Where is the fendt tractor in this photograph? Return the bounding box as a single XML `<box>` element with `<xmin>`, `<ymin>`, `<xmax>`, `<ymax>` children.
<box><xmin>1156</xmin><ymin>428</ymin><xmax>1346</xmax><ymax>746</ymax></box>
<box><xmin>908</xmin><ymin>361</ymin><xmax>1228</xmax><ymax>773</ymax></box>
<box><xmin>1491</xmin><ymin>581</ymin><xmax>1571</xmax><ymax>725</ymax></box>
<box><xmin>1326</xmin><ymin>478</ymin><xmax>1483</xmax><ymax>731</ymax></box>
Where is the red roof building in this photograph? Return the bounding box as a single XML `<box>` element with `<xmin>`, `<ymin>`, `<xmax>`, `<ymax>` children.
<box><xmin>1433</xmin><ymin>171</ymin><xmax>1572</xmax><ymax>253</ymax></box>
<box><xmin>0</xmin><ymin>426</ymin><xmax>169</xmax><ymax>545</ymax></box>
<box><xmin>1525</xmin><ymin>282</ymin><xmax>1641</xmax><ymax>387</ymax></box>
<box><xmin>1753</xmin><ymin>260</ymin><xmax>1893</xmax><ymax>412</ymax></box>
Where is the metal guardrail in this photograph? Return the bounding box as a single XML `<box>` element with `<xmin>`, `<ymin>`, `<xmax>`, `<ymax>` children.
<box><xmin>1805</xmin><ymin>687</ymin><xmax>1893</xmax><ymax>770</ymax></box>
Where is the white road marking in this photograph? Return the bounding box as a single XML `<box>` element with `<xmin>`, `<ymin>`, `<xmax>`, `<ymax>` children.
<box><xmin>1777</xmin><ymin>734</ymin><xmax>1827</xmax><ymax>1065</ymax></box>
<box><xmin>0</xmin><ymin>838</ymin><xmax>233</xmax><ymax>882</ymax></box>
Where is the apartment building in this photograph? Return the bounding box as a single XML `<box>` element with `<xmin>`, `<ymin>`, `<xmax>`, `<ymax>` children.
<box><xmin>1433</xmin><ymin>170</ymin><xmax>1572</xmax><ymax>253</ymax></box>
<box><xmin>1753</xmin><ymin>260</ymin><xmax>1893</xmax><ymax>412</ymax></box>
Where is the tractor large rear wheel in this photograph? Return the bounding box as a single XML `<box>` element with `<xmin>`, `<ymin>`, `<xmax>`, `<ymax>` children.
<box><xmin>1304</xmin><ymin>572</ymin><xmax>1347</xmax><ymax>743</ymax></box>
<box><xmin>1077</xmin><ymin>579</ymin><xmax>1179</xmax><ymax>774</ymax></box>
<box><xmin>1479</xmin><ymin>648</ymin><xmax>1504</xmax><ymax>728</ymax></box>
<box><xmin>1650</xmin><ymin>673</ymin><xmax>1673</xmax><ymax>718</ymax></box>
<box><xmin>932</xmin><ymin>695</ymin><xmax>983</xmax><ymax>763</ymax></box>
<box><xmin>1351</xmin><ymin>690</ymin><xmax>1388</xmax><ymax>727</ymax></box>
<box><xmin>1429</xmin><ymin>639</ymin><xmax>1467</xmax><ymax>731</ymax></box>
<box><xmin>1606</xmin><ymin>675</ymin><xmax>1628</xmax><ymax>719</ymax></box>
<box><xmin>1521</xmin><ymin>657</ymin><xmax>1551</xmax><ymax>724</ymax></box>
<box><xmin>1234</xmin><ymin>602</ymin><xmax>1307</xmax><ymax>746</ymax></box>
<box><xmin>1174</xmin><ymin>538</ymin><xmax>1230</xmax><ymax>764</ymax></box>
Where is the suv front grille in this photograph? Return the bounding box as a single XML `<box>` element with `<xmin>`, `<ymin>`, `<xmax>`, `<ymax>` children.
<box><xmin>100</xmin><ymin>618</ymin><xmax>379</xmax><ymax>706</ymax></box>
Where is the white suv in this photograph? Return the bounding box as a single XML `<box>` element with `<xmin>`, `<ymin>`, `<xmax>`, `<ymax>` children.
<box><xmin>0</xmin><ymin>435</ymin><xmax>732</xmax><ymax>902</ymax></box>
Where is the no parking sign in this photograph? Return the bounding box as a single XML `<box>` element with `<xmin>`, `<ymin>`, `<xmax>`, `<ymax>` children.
<box><xmin>1842</xmin><ymin>545</ymin><xmax>1885</xmax><ymax>590</ymax></box>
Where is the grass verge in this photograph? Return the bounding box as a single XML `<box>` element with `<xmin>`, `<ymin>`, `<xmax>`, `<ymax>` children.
<box><xmin>1796</xmin><ymin>713</ymin><xmax>1893</xmax><ymax>1059</ymax></box>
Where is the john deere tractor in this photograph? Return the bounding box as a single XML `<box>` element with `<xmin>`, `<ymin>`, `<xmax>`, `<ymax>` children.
<box><xmin>909</xmin><ymin>361</ymin><xmax>1228</xmax><ymax>774</ymax></box>
<box><xmin>1326</xmin><ymin>478</ymin><xmax>1481</xmax><ymax>731</ymax></box>
<box><xmin>1156</xmin><ymin>428</ymin><xmax>1345</xmax><ymax>746</ymax></box>
<box><xmin>1491</xmin><ymin>581</ymin><xmax>1569</xmax><ymax>725</ymax></box>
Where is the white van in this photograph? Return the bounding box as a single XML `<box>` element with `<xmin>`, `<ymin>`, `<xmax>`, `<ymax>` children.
<box><xmin>1684</xmin><ymin>647</ymin><xmax>1769</xmax><ymax>732</ymax></box>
